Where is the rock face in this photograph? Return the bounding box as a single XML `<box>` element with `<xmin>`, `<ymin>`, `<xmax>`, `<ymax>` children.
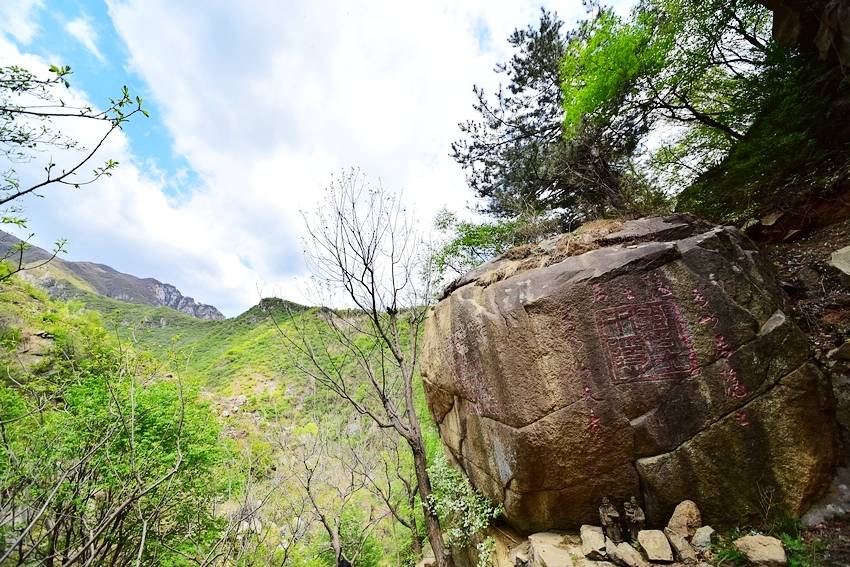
<box><xmin>422</xmin><ymin>216</ymin><xmax>838</xmax><ymax>534</ymax></box>
<box><xmin>0</xmin><ymin>230</ymin><xmax>224</xmax><ymax>320</ymax></box>
<box><xmin>663</xmin><ymin>528</ymin><xmax>697</xmax><ymax>563</ymax></box>
<box><xmin>831</xmin><ymin>245</ymin><xmax>850</xmax><ymax>276</ymax></box>
<box><xmin>528</xmin><ymin>533</ymin><xmax>573</xmax><ymax>567</ymax></box>
<box><xmin>580</xmin><ymin>525</ymin><xmax>606</xmax><ymax>560</ymax></box>
<box><xmin>691</xmin><ymin>526</ymin><xmax>715</xmax><ymax>551</ymax></box>
<box><xmin>757</xmin><ymin>1</ymin><xmax>850</xmax><ymax>68</ymax></box>
<box><xmin>606</xmin><ymin>541</ymin><xmax>648</xmax><ymax>567</ymax></box>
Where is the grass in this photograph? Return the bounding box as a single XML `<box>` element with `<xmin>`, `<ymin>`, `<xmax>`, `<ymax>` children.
<box><xmin>710</xmin><ymin>515</ymin><xmax>825</xmax><ymax>567</ymax></box>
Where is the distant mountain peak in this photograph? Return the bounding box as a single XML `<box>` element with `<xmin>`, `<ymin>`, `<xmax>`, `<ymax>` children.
<box><xmin>0</xmin><ymin>231</ymin><xmax>225</xmax><ymax>320</ymax></box>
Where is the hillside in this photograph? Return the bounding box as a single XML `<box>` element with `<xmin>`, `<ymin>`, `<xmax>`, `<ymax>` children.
<box><xmin>0</xmin><ymin>274</ymin><xmax>435</xmax><ymax>563</ymax></box>
<box><xmin>0</xmin><ymin>230</ymin><xmax>225</xmax><ymax>320</ymax></box>
<box><xmin>78</xmin><ymin>290</ymin><xmax>312</xmax><ymax>395</ymax></box>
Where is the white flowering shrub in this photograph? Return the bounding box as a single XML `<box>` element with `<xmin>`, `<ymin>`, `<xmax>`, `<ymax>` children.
<box><xmin>426</xmin><ymin>455</ymin><xmax>503</xmax><ymax>548</ymax></box>
<box><xmin>476</xmin><ymin>537</ymin><xmax>497</xmax><ymax>567</ymax></box>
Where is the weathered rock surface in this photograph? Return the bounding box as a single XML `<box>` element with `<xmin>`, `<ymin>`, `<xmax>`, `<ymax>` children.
<box><xmin>422</xmin><ymin>216</ymin><xmax>838</xmax><ymax>533</ymax></box>
<box><xmin>528</xmin><ymin>532</ymin><xmax>573</xmax><ymax>567</ymax></box>
<box><xmin>605</xmin><ymin>541</ymin><xmax>648</xmax><ymax>567</ymax></box>
<box><xmin>666</xmin><ymin>500</ymin><xmax>701</xmax><ymax>538</ymax></box>
<box><xmin>757</xmin><ymin>0</ymin><xmax>850</xmax><ymax>68</ymax></box>
<box><xmin>636</xmin><ymin>530</ymin><xmax>672</xmax><ymax>562</ymax></box>
<box><xmin>664</xmin><ymin>527</ymin><xmax>697</xmax><ymax>563</ymax></box>
<box><xmin>691</xmin><ymin>526</ymin><xmax>715</xmax><ymax>551</ymax></box>
<box><xmin>831</xmin><ymin>245</ymin><xmax>850</xmax><ymax>276</ymax></box>
<box><xmin>733</xmin><ymin>535</ymin><xmax>787</xmax><ymax>567</ymax></box>
<box><xmin>580</xmin><ymin>525</ymin><xmax>606</xmax><ymax>560</ymax></box>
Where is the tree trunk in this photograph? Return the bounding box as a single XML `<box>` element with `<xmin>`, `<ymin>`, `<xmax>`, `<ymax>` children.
<box><xmin>410</xmin><ymin>517</ymin><xmax>423</xmax><ymax>557</ymax></box>
<box><xmin>409</xmin><ymin>439</ymin><xmax>453</xmax><ymax>567</ymax></box>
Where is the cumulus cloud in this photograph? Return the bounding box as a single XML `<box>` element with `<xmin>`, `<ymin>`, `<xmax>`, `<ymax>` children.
<box><xmin>65</xmin><ymin>16</ymin><xmax>106</xmax><ymax>62</ymax></box>
<box><xmin>4</xmin><ymin>1</ymin><xmax>634</xmax><ymax>316</ymax></box>
<box><xmin>0</xmin><ymin>0</ymin><xmax>44</xmax><ymax>44</ymax></box>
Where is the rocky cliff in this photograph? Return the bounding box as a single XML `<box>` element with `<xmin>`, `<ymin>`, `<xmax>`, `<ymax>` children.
<box><xmin>422</xmin><ymin>216</ymin><xmax>838</xmax><ymax>534</ymax></box>
<box><xmin>758</xmin><ymin>0</ymin><xmax>850</xmax><ymax>67</ymax></box>
<box><xmin>0</xmin><ymin>231</ymin><xmax>224</xmax><ymax>320</ymax></box>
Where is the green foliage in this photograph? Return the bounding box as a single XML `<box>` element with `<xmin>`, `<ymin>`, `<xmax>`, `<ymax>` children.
<box><xmin>432</xmin><ymin>208</ymin><xmax>565</xmax><ymax>281</ymax></box>
<box><xmin>454</xmin><ymin>0</ymin><xmax>789</xmax><ymax>226</ymax></box>
<box><xmin>478</xmin><ymin>0</ymin><xmax>848</xmax><ymax>225</ymax></box>
<box><xmin>764</xmin><ymin>513</ymin><xmax>823</xmax><ymax>567</ymax></box>
<box><xmin>676</xmin><ymin>49</ymin><xmax>849</xmax><ymax>222</ymax></box>
<box><xmin>710</xmin><ymin>519</ymin><xmax>824</xmax><ymax>567</ymax></box>
<box><xmin>711</xmin><ymin>529</ymin><xmax>748</xmax><ymax>566</ymax></box>
<box><xmin>560</xmin><ymin>8</ymin><xmax>669</xmax><ymax>137</ymax></box>
<box><xmin>476</xmin><ymin>537</ymin><xmax>496</xmax><ymax>567</ymax></box>
<box><xmin>451</xmin><ymin>8</ymin><xmax>633</xmax><ymax>226</ymax></box>
<box><xmin>318</xmin><ymin>508</ymin><xmax>382</xmax><ymax>567</ymax></box>
<box><xmin>433</xmin><ymin>210</ymin><xmax>522</xmax><ymax>279</ymax></box>
<box><xmin>0</xmin><ymin>279</ymin><xmax>231</xmax><ymax>564</ymax></box>
<box><xmin>780</xmin><ymin>532</ymin><xmax>823</xmax><ymax>567</ymax></box>
<box><xmin>426</xmin><ymin>455</ymin><xmax>502</xmax><ymax>548</ymax></box>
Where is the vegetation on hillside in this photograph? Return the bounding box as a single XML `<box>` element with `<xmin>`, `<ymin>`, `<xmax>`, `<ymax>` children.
<box><xmin>0</xmin><ymin>281</ymin><xmax>239</xmax><ymax>565</ymax></box>
<box><xmin>445</xmin><ymin>0</ymin><xmax>850</xmax><ymax>272</ymax></box>
<box><xmin>0</xmin><ymin>252</ymin><xmax>503</xmax><ymax>565</ymax></box>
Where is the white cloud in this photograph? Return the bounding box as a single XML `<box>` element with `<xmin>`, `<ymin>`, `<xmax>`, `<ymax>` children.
<box><xmin>0</xmin><ymin>0</ymin><xmax>44</xmax><ymax>44</ymax></box>
<box><xmin>3</xmin><ymin>1</ymin><xmax>635</xmax><ymax>316</ymax></box>
<box><xmin>65</xmin><ymin>16</ymin><xmax>105</xmax><ymax>62</ymax></box>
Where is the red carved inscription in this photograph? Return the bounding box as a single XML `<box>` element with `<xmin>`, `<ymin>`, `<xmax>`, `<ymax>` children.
<box><xmin>595</xmin><ymin>300</ymin><xmax>697</xmax><ymax>383</ymax></box>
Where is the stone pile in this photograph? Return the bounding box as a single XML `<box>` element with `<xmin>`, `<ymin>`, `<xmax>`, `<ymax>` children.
<box><xmin>576</xmin><ymin>499</ymin><xmax>712</xmax><ymax>566</ymax></box>
<box><xmin>488</xmin><ymin>500</ymin><xmax>787</xmax><ymax>567</ymax></box>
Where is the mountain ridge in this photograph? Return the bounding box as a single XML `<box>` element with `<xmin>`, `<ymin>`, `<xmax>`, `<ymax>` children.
<box><xmin>0</xmin><ymin>230</ymin><xmax>225</xmax><ymax>320</ymax></box>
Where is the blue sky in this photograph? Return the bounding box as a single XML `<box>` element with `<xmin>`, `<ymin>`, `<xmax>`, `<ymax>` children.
<box><xmin>1</xmin><ymin>0</ymin><xmax>634</xmax><ymax>315</ymax></box>
<box><xmin>6</xmin><ymin>0</ymin><xmax>200</xmax><ymax>196</ymax></box>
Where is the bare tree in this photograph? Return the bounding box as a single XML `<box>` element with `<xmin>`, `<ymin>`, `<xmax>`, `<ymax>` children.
<box><xmin>350</xmin><ymin>429</ymin><xmax>423</xmax><ymax>557</ymax></box>
<box><xmin>278</xmin><ymin>425</ymin><xmax>384</xmax><ymax>566</ymax></box>
<box><xmin>274</xmin><ymin>171</ymin><xmax>453</xmax><ymax>566</ymax></box>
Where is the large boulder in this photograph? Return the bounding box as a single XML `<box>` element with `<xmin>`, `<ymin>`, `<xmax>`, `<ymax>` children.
<box><xmin>422</xmin><ymin>216</ymin><xmax>838</xmax><ymax>534</ymax></box>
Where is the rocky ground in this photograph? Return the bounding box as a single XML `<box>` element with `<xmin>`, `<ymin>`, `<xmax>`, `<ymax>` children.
<box><xmin>762</xmin><ymin>217</ymin><xmax>850</xmax><ymax>365</ymax></box>
<box><xmin>759</xmin><ymin>217</ymin><xmax>850</xmax><ymax>566</ymax></box>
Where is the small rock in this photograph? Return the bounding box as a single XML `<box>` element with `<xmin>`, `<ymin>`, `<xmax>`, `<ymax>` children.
<box><xmin>580</xmin><ymin>525</ymin><xmax>607</xmax><ymax>560</ymax></box>
<box><xmin>691</xmin><ymin>526</ymin><xmax>715</xmax><ymax>551</ymax></box>
<box><xmin>573</xmin><ymin>560</ymin><xmax>617</xmax><ymax>567</ymax></box>
<box><xmin>605</xmin><ymin>540</ymin><xmax>648</xmax><ymax>567</ymax></box>
<box><xmin>733</xmin><ymin>535</ymin><xmax>787</xmax><ymax>567</ymax></box>
<box><xmin>637</xmin><ymin>530</ymin><xmax>673</xmax><ymax>563</ymax></box>
<box><xmin>667</xmin><ymin>501</ymin><xmax>702</xmax><ymax>538</ymax></box>
<box><xmin>510</xmin><ymin>541</ymin><xmax>531</xmax><ymax>567</ymax></box>
<box><xmin>830</xmin><ymin>245</ymin><xmax>850</xmax><ymax>276</ymax></box>
<box><xmin>664</xmin><ymin>527</ymin><xmax>698</xmax><ymax>563</ymax></box>
<box><xmin>828</xmin><ymin>340</ymin><xmax>850</xmax><ymax>361</ymax></box>
<box><xmin>529</xmin><ymin>532</ymin><xmax>573</xmax><ymax>567</ymax></box>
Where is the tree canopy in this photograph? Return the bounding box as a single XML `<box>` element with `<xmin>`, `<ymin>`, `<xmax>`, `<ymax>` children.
<box><xmin>451</xmin><ymin>0</ymin><xmax>846</xmax><ymax>236</ymax></box>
